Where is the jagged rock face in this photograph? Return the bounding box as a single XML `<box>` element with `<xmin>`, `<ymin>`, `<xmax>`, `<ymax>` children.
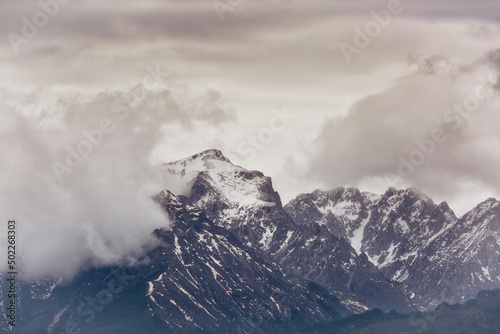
<box><xmin>407</xmin><ymin>198</ymin><xmax>500</xmax><ymax>308</ymax></box>
<box><xmin>274</xmin><ymin>221</ymin><xmax>412</xmax><ymax>313</ymax></box>
<box><xmin>285</xmin><ymin>188</ymin><xmax>377</xmax><ymax>245</ymax></box>
<box><xmin>14</xmin><ymin>190</ymin><xmax>348</xmax><ymax>333</ymax></box>
<box><xmin>285</xmin><ymin>186</ymin><xmax>500</xmax><ymax>310</ymax></box>
<box><xmin>360</xmin><ymin>188</ymin><xmax>456</xmax><ymax>268</ymax></box>
<box><xmin>149</xmin><ymin>191</ymin><xmax>348</xmax><ymax>333</ymax></box>
<box><xmin>285</xmin><ymin>188</ymin><xmax>380</xmax><ymax>252</ymax></box>
<box><xmin>165</xmin><ymin>151</ymin><xmax>412</xmax><ymax>313</ymax></box>
<box><xmin>7</xmin><ymin>149</ymin><xmax>500</xmax><ymax>332</ymax></box>
<box><xmin>165</xmin><ymin>149</ymin><xmax>296</xmax><ymax>255</ymax></box>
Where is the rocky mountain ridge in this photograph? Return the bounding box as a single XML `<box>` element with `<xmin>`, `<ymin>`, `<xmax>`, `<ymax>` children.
<box><xmin>165</xmin><ymin>150</ymin><xmax>412</xmax><ymax>313</ymax></box>
<box><xmin>2</xmin><ymin>149</ymin><xmax>499</xmax><ymax>332</ymax></box>
<box><xmin>285</xmin><ymin>186</ymin><xmax>500</xmax><ymax>309</ymax></box>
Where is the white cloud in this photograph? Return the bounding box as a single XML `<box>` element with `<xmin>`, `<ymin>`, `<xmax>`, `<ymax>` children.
<box><xmin>1</xmin><ymin>0</ymin><xmax>500</xmax><ymax>274</ymax></box>
<box><xmin>306</xmin><ymin>57</ymin><xmax>500</xmax><ymax>215</ymax></box>
<box><xmin>0</xmin><ymin>80</ymin><xmax>236</xmax><ymax>279</ymax></box>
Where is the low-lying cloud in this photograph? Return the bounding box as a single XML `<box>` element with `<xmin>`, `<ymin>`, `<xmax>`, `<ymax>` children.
<box><xmin>0</xmin><ymin>81</ymin><xmax>236</xmax><ymax>279</ymax></box>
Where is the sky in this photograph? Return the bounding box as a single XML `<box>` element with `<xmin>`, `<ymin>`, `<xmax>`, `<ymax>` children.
<box><xmin>1</xmin><ymin>0</ymin><xmax>500</xmax><ymax>277</ymax></box>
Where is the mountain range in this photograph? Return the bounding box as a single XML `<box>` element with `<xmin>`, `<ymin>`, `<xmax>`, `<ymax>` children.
<box><xmin>3</xmin><ymin>149</ymin><xmax>499</xmax><ymax>333</ymax></box>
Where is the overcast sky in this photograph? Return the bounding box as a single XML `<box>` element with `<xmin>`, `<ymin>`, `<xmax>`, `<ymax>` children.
<box><xmin>1</xmin><ymin>0</ymin><xmax>500</xmax><ymax>277</ymax></box>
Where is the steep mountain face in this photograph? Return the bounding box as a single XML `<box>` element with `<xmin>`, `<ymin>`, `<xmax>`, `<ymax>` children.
<box><xmin>285</xmin><ymin>188</ymin><xmax>380</xmax><ymax>253</ymax></box>
<box><xmin>0</xmin><ymin>274</ymin><xmax>66</xmax><ymax>333</ymax></box>
<box><xmin>146</xmin><ymin>190</ymin><xmax>349</xmax><ymax>333</ymax></box>
<box><xmin>16</xmin><ymin>190</ymin><xmax>348</xmax><ymax>333</ymax></box>
<box><xmin>407</xmin><ymin>198</ymin><xmax>500</xmax><ymax>308</ymax></box>
<box><xmin>6</xmin><ymin>148</ymin><xmax>499</xmax><ymax>332</ymax></box>
<box><xmin>165</xmin><ymin>150</ymin><xmax>412</xmax><ymax>313</ymax></box>
<box><xmin>285</xmin><ymin>187</ymin><xmax>500</xmax><ymax>310</ymax></box>
<box><xmin>284</xmin><ymin>187</ymin><xmax>456</xmax><ymax>266</ymax></box>
<box><xmin>165</xmin><ymin>149</ymin><xmax>296</xmax><ymax>255</ymax></box>
<box><xmin>273</xmin><ymin>221</ymin><xmax>412</xmax><ymax>313</ymax></box>
<box><xmin>360</xmin><ymin>188</ymin><xmax>456</xmax><ymax>268</ymax></box>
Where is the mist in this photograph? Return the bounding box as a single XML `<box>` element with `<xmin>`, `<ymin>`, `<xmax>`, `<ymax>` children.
<box><xmin>2</xmin><ymin>0</ymin><xmax>500</xmax><ymax>279</ymax></box>
<box><xmin>0</xmin><ymin>81</ymin><xmax>236</xmax><ymax>279</ymax></box>
<box><xmin>308</xmin><ymin>53</ymin><xmax>500</xmax><ymax>215</ymax></box>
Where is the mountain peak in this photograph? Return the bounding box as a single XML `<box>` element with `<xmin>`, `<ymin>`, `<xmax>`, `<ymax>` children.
<box><xmin>481</xmin><ymin>197</ymin><xmax>499</xmax><ymax>206</ymax></box>
<box><xmin>165</xmin><ymin>149</ymin><xmax>235</xmax><ymax>177</ymax></box>
<box><xmin>192</xmin><ymin>149</ymin><xmax>229</xmax><ymax>162</ymax></box>
<box><xmin>472</xmin><ymin>197</ymin><xmax>499</xmax><ymax>213</ymax></box>
<box><xmin>172</xmin><ymin>149</ymin><xmax>230</xmax><ymax>166</ymax></box>
<box><xmin>462</xmin><ymin>197</ymin><xmax>500</xmax><ymax>222</ymax></box>
<box><xmin>381</xmin><ymin>187</ymin><xmax>433</xmax><ymax>204</ymax></box>
<box><xmin>164</xmin><ymin>149</ymin><xmax>282</xmax><ymax>209</ymax></box>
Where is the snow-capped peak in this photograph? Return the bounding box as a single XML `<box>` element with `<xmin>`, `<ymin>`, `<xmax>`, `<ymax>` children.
<box><xmin>463</xmin><ymin>198</ymin><xmax>500</xmax><ymax>222</ymax></box>
<box><xmin>164</xmin><ymin>149</ymin><xmax>280</xmax><ymax>207</ymax></box>
<box><xmin>165</xmin><ymin>149</ymin><xmax>232</xmax><ymax>175</ymax></box>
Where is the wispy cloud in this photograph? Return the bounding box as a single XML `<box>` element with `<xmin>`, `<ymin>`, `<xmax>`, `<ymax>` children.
<box><xmin>0</xmin><ymin>78</ymin><xmax>236</xmax><ymax>278</ymax></box>
<box><xmin>2</xmin><ymin>0</ymin><xmax>500</xmax><ymax>274</ymax></box>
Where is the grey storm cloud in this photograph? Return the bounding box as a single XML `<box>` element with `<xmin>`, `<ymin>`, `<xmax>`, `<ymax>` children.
<box><xmin>308</xmin><ymin>52</ymin><xmax>500</xmax><ymax>213</ymax></box>
<box><xmin>0</xmin><ymin>81</ymin><xmax>236</xmax><ymax>279</ymax></box>
<box><xmin>485</xmin><ymin>48</ymin><xmax>500</xmax><ymax>89</ymax></box>
<box><xmin>2</xmin><ymin>0</ymin><xmax>500</xmax><ymax>276</ymax></box>
<box><xmin>3</xmin><ymin>0</ymin><xmax>497</xmax><ymax>89</ymax></box>
<box><xmin>407</xmin><ymin>53</ymin><xmax>471</xmax><ymax>77</ymax></box>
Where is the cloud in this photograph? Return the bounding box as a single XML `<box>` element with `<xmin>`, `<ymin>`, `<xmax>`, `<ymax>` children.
<box><xmin>307</xmin><ymin>53</ymin><xmax>500</xmax><ymax>214</ymax></box>
<box><xmin>406</xmin><ymin>53</ymin><xmax>470</xmax><ymax>77</ymax></box>
<box><xmin>2</xmin><ymin>0</ymin><xmax>500</xmax><ymax>257</ymax></box>
<box><xmin>484</xmin><ymin>48</ymin><xmax>500</xmax><ymax>89</ymax></box>
<box><xmin>0</xmin><ymin>80</ymin><xmax>236</xmax><ymax>279</ymax></box>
